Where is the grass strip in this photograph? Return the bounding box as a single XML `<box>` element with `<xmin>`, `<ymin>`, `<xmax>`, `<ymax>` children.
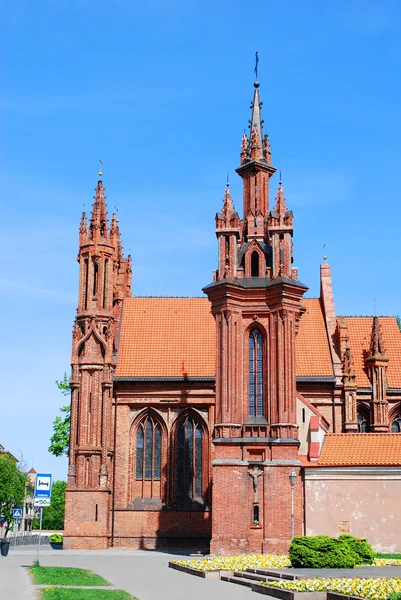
<box><xmin>375</xmin><ymin>553</ymin><xmax>401</xmax><ymax>559</ymax></box>
<box><xmin>30</xmin><ymin>566</ymin><xmax>110</xmax><ymax>586</ymax></box>
<box><xmin>41</xmin><ymin>589</ymin><xmax>136</xmax><ymax>600</ymax></box>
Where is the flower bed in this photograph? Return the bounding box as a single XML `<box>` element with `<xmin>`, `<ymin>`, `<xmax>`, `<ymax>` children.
<box><xmin>172</xmin><ymin>554</ymin><xmax>401</xmax><ymax>572</ymax></box>
<box><xmin>172</xmin><ymin>554</ymin><xmax>291</xmax><ymax>571</ymax></box>
<box><xmin>261</xmin><ymin>577</ymin><xmax>401</xmax><ymax>600</ymax></box>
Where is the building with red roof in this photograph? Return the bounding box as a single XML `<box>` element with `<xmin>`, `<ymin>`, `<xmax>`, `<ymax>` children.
<box><xmin>64</xmin><ymin>77</ymin><xmax>401</xmax><ymax>553</ymax></box>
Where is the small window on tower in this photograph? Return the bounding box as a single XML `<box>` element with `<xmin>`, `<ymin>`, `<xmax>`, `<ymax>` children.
<box><xmin>251</xmin><ymin>251</ymin><xmax>259</xmax><ymax>277</ymax></box>
<box><xmin>93</xmin><ymin>261</ymin><xmax>99</xmax><ymax>297</ymax></box>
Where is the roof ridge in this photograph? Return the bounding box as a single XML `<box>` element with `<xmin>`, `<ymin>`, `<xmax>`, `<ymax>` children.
<box><xmin>340</xmin><ymin>315</ymin><xmax>396</xmax><ymax>318</ymax></box>
<box><xmin>326</xmin><ymin>432</ymin><xmax>398</xmax><ymax>437</ymax></box>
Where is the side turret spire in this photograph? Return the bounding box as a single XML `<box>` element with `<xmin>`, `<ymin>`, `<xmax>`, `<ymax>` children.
<box><xmin>89</xmin><ymin>179</ymin><xmax>108</xmax><ymax>240</ymax></box>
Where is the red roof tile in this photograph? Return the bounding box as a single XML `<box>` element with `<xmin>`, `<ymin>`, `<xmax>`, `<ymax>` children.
<box><xmin>318</xmin><ymin>433</ymin><xmax>401</xmax><ymax>466</ymax></box>
<box><xmin>296</xmin><ymin>299</ymin><xmax>333</xmax><ymax>377</ymax></box>
<box><xmin>116</xmin><ymin>297</ymin><xmax>216</xmax><ymax>378</ymax></box>
<box><xmin>341</xmin><ymin>317</ymin><xmax>401</xmax><ymax>388</ymax></box>
<box><xmin>116</xmin><ymin>296</ymin><xmax>334</xmax><ymax>379</ymax></box>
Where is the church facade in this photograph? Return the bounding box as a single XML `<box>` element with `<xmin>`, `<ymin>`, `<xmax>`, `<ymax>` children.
<box><xmin>64</xmin><ymin>79</ymin><xmax>401</xmax><ymax>553</ymax></box>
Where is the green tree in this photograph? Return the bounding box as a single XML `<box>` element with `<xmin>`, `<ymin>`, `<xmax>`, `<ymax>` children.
<box><xmin>0</xmin><ymin>454</ymin><xmax>27</xmax><ymax>537</ymax></box>
<box><xmin>32</xmin><ymin>480</ymin><xmax>67</xmax><ymax>530</ymax></box>
<box><xmin>48</xmin><ymin>373</ymin><xmax>71</xmax><ymax>457</ymax></box>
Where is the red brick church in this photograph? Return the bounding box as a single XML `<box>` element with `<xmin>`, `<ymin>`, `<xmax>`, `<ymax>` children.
<box><xmin>64</xmin><ymin>78</ymin><xmax>401</xmax><ymax>553</ymax></box>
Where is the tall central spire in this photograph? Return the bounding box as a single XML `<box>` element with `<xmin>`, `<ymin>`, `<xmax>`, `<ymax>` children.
<box><xmin>249</xmin><ymin>82</ymin><xmax>264</xmax><ymax>162</ymax></box>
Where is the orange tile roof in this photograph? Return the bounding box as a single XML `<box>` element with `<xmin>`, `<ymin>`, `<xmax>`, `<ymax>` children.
<box><xmin>318</xmin><ymin>433</ymin><xmax>401</xmax><ymax>466</ymax></box>
<box><xmin>296</xmin><ymin>299</ymin><xmax>333</xmax><ymax>377</ymax></box>
<box><xmin>341</xmin><ymin>317</ymin><xmax>401</xmax><ymax>388</ymax></box>
<box><xmin>117</xmin><ymin>296</ymin><xmax>334</xmax><ymax>379</ymax></box>
<box><xmin>116</xmin><ymin>297</ymin><xmax>216</xmax><ymax>378</ymax></box>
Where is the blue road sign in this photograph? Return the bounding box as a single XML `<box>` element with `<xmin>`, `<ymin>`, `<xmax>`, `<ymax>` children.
<box><xmin>13</xmin><ymin>508</ymin><xmax>23</xmax><ymax>519</ymax></box>
<box><xmin>35</xmin><ymin>473</ymin><xmax>52</xmax><ymax>498</ymax></box>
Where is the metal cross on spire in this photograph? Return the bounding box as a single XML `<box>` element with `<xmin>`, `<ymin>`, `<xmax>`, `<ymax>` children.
<box><xmin>254</xmin><ymin>51</ymin><xmax>259</xmax><ymax>81</ymax></box>
<box><xmin>99</xmin><ymin>157</ymin><xmax>103</xmax><ymax>178</ymax></box>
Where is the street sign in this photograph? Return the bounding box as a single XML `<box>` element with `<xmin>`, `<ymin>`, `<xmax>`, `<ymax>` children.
<box><xmin>13</xmin><ymin>508</ymin><xmax>23</xmax><ymax>519</ymax></box>
<box><xmin>34</xmin><ymin>497</ymin><xmax>51</xmax><ymax>507</ymax></box>
<box><xmin>35</xmin><ymin>473</ymin><xmax>52</xmax><ymax>498</ymax></box>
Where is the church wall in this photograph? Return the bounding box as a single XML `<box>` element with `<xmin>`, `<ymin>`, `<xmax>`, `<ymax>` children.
<box><xmin>304</xmin><ymin>467</ymin><xmax>401</xmax><ymax>552</ymax></box>
<box><xmin>211</xmin><ymin>441</ymin><xmax>303</xmax><ymax>555</ymax></box>
<box><xmin>109</xmin><ymin>380</ymin><xmax>215</xmax><ymax>549</ymax></box>
<box><xmin>112</xmin><ymin>509</ymin><xmax>211</xmax><ymax>549</ymax></box>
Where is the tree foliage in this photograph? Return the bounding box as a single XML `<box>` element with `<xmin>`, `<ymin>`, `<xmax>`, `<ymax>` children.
<box><xmin>32</xmin><ymin>480</ymin><xmax>67</xmax><ymax>530</ymax></box>
<box><xmin>48</xmin><ymin>373</ymin><xmax>71</xmax><ymax>457</ymax></box>
<box><xmin>0</xmin><ymin>454</ymin><xmax>27</xmax><ymax>537</ymax></box>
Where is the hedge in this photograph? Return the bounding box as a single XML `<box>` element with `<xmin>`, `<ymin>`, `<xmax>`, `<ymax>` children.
<box><xmin>289</xmin><ymin>535</ymin><xmax>374</xmax><ymax>569</ymax></box>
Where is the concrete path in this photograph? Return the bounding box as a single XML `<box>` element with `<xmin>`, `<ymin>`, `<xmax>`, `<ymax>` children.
<box><xmin>3</xmin><ymin>546</ymin><xmax>400</xmax><ymax>600</ymax></box>
<box><xmin>0</xmin><ymin>546</ymin><xmax>256</xmax><ymax>600</ymax></box>
<box><xmin>0</xmin><ymin>549</ymin><xmax>36</xmax><ymax>600</ymax></box>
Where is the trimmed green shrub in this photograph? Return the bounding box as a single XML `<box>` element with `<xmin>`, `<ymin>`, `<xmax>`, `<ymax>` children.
<box><xmin>49</xmin><ymin>534</ymin><xmax>63</xmax><ymax>544</ymax></box>
<box><xmin>289</xmin><ymin>535</ymin><xmax>356</xmax><ymax>569</ymax></box>
<box><xmin>338</xmin><ymin>534</ymin><xmax>375</xmax><ymax>565</ymax></box>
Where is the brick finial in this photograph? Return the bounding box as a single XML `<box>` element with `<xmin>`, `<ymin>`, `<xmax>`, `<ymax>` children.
<box><xmin>370</xmin><ymin>316</ymin><xmax>386</xmax><ymax>357</ymax></box>
<box><xmin>89</xmin><ymin>179</ymin><xmax>108</xmax><ymax>240</ymax></box>
<box><xmin>343</xmin><ymin>347</ymin><xmax>356</xmax><ymax>386</ymax></box>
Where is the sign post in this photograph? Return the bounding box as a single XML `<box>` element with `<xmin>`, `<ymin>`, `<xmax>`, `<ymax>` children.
<box><xmin>34</xmin><ymin>473</ymin><xmax>52</xmax><ymax>565</ymax></box>
<box><xmin>12</xmin><ymin>509</ymin><xmax>22</xmax><ymax>548</ymax></box>
<box><xmin>36</xmin><ymin>508</ymin><xmax>43</xmax><ymax>564</ymax></box>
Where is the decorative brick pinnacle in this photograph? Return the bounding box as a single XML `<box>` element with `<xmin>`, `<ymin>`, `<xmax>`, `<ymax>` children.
<box><xmin>222</xmin><ymin>186</ymin><xmax>235</xmax><ymax>224</ymax></box>
<box><xmin>370</xmin><ymin>316</ymin><xmax>386</xmax><ymax>358</ymax></box>
<box><xmin>274</xmin><ymin>183</ymin><xmax>288</xmax><ymax>220</ymax></box>
<box><xmin>89</xmin><ymin>180</ymin><xmax>108</xmax><ymax>240</ymax></box>
<box><xmin>343</xmin><ymin>346</ymin><xmax>356</xmax><ymax>385</ymax></box>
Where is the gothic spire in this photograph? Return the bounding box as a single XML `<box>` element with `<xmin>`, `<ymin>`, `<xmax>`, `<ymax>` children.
<box><xmin>221</xmin><ymin>184</ymin><xmax>235</xmax><ymax>225</ymax></box>
<box><xmin>79</xmin><ymin>212</ymin><xmax>87</xmax><ymax>245</ymax></box>
<box><xmin>110</xmin><ymin>213</ymin><xmax>122</xmax><ymax>261</ymax></box>
<box><xmin>89</xmin><ymin>179</ymin><xmax>108</xmax><ymax>240</ymax></box>
<box><xmin>370</xmin><ymin>316</ymin><xmax>386</xmax><ymax>357</ymax></box>
<box><xmin>343</xmin><ymin>346</ymin><xmax>356</xmax><ymax>385</ymax></box>
<box><xmin>273</xmin><ymin>180</ymin><xmax>288</xmax><ymax>221</ymax></box>
<box><xmin>248</xmin><ymin>82</ymin><xmax>264</xmax><ymax>162</ymax></box>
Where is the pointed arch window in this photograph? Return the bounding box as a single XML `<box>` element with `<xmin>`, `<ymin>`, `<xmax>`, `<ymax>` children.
<box><xmin>391</xmin><ymin>414</ymin><xmax>401</xmax><ymax>432</ymax></box>
<box><xmin>357</xmin><ymin>408</ymin><xmax>370</xmax><ymax>433</ymax></box>
<box><xmin>251</xmin><ymin>251</ymin><xmax>260</xmax><ymax>277</ymax></box>
<box><xmin>132</xmin><ymin>412</ymin><xmax>165</xmax><ymax>506</ymax></box>
<box><xmin>249</xmin><ymin>328</ymin><xmax>264</xmax><ymax>416</ymax></box>
<box><xmin>136</xmin><ymin>416</ymin><xmax>161</xmax><ymax>480</ymax></box>
<box><xmin>176</xmin><ymin>415</ymin><xmax>203</xmax><ymax>502</ymax></box>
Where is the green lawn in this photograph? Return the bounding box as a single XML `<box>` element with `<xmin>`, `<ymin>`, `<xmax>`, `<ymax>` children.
<box><xmin>41</xmin><ymin>590</ymin><xmax>136</xmax><ymax>600</ymax></box>
<box><xmin>30</xmin><ymin>566</ymin><xmax>110</xmax><ymax>586</ymax></box>
<box><xmin>375</xmin><ymin>553</ymin><xmax>401</xmax><ymax>559</ymax></box>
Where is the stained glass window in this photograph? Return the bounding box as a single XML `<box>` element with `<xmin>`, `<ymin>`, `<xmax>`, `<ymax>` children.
<box><xmin>176</xmin><ymin>415</ymin><xmax>203</xmax><ymax>501</ymax></box>
<box><xmin>391</xmin><ymin>415</ymin><xmax>401</xmax><ymax>432</ymax></box>
<box><xmin>136</xmin><ymin>415</ymin><xmax>162</xmax><ymax>480</ymax></box>
<box><xmin>249</xmin><ymin>329</ymin><xmax>264</xmax><ymax>416</ymax></box>
<box><xmin>357</xmin><ymin>410</ymin><xmax>370</xmax><ymax>433</ymax></box>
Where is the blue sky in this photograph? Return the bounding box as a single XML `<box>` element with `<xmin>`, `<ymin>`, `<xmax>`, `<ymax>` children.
<box><xmin>1</xmin><ymin>0</ymin><xmax>401</xmax><ymax>481</ymax></box>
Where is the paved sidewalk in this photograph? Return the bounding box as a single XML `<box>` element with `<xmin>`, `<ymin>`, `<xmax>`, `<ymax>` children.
<box><xmin>0</xmin><ymin>546</ymin><xmax>256</xmax><ymax>600</ymax></box>
<box><xmin>0</xmin><ymin>551</ymin><xmax>36</xmax><ymax>600</ymax></box>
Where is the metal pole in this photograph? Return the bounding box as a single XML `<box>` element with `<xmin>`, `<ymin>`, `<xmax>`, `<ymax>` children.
<box><xmin>36</xmin><ymin>508</ymin><xmax>42</xmax><ymax>565</ymax></box>
<box><xmin>291</xmin><ymin>484</ymin><xmax>295</xmax><ymax>540</ymax></box>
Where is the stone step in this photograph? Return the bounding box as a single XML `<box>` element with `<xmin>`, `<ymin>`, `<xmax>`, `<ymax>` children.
<box><xmin>221</xmin><ymin>574</ymin><xmax>254</xmax><ymax>587</ymax></box>
<box><xmin>234</xmin><ymin>571</ymin><xmax>283</xmax><ymax>583</ymax></box>
<box><xmin>245</xmin><ymin>568</ymin><xmax>305</xmax><ymax>580</ymax></box>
